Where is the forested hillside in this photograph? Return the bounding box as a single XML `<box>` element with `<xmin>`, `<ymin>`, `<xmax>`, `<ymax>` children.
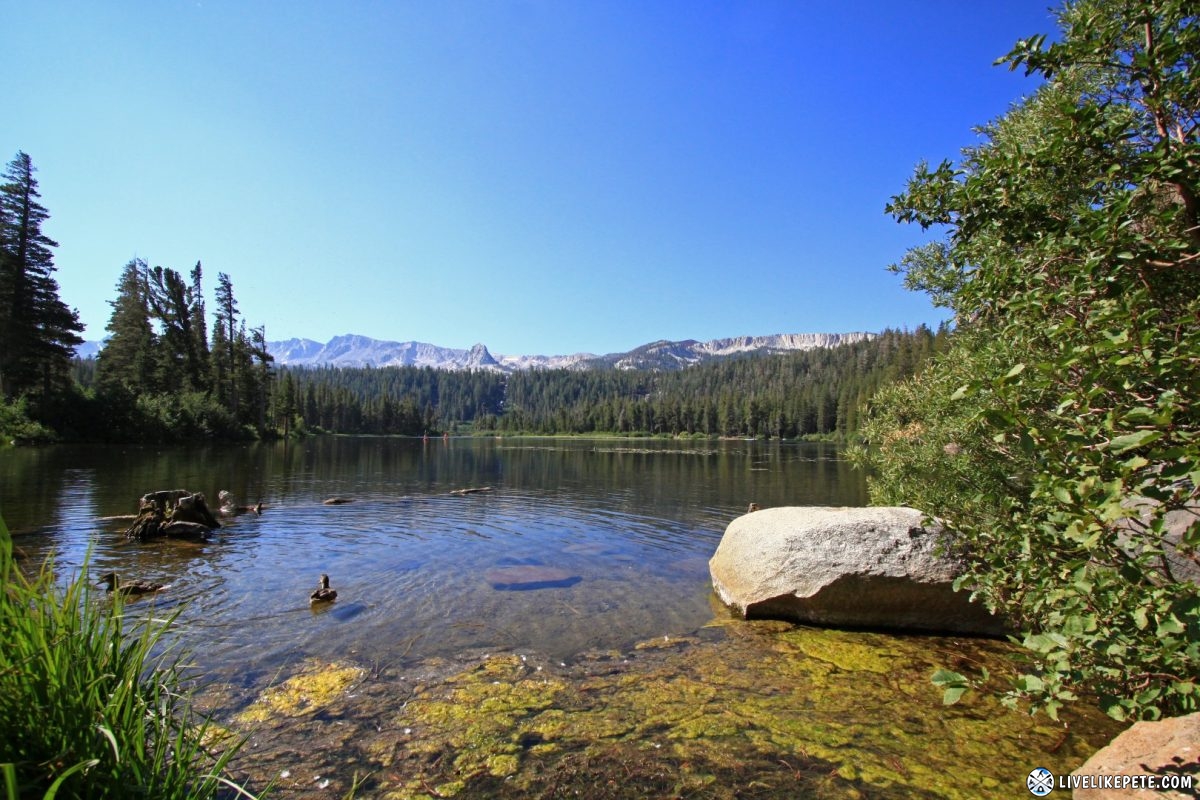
<box><xmin>3</xmin><ymin>144</ymin><xmax>943</xmax><ymax>444</ymax></box>
<box><xmin>278</xmin><ymin>326</ymin><xmax>945</xmax><ymax>438</ymax></box>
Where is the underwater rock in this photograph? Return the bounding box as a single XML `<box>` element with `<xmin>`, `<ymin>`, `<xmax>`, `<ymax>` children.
<box><xmin>1071</xmin><ymin>711</ymin><xmax>1200</xmax><ymax>799</ymax></box>
<box><xmin>485</xmin><ymin>565</ymin><xmax>582</xmax><ymax>591</ymax></box>
<box><xmin>236</xmin><ymin>660</ymin><xmax>364</xmax><ymax>725</ymax></box>
<box><xmin>709</xmin><ymin>505</ymin><xmax>1004</xmax><ymax>635</ymax></box>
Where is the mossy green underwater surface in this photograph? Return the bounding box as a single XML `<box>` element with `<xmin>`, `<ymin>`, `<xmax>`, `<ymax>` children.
<box><xmin>220</xmin><ymin>619</ymin><xmax>1124</xmax><ymax>799</ymax></box>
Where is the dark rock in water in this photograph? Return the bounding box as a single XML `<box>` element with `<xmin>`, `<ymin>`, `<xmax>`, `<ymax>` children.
<box><xmin>161</xmin><ymin>521</ymin><xmax>212</xmax><ymax>539</ymax></box>
<box><xmin>495</xmin><ymin>555</ymin><xmax>544</xmax><ymax>567</ymax></box>
<box><xmin>485</xmin><ymin>565</ymin><xmax>581</xmax><ymax>591</ymax></box>
<box><xmin>562</xmin><ymin>542</ymin><xmax>617</xmax><ymax>557</ymax></box>
<box><xmin>329</xmin><ymin>601</ymin><xmax>369</xmax><ymax>621</ymax></box>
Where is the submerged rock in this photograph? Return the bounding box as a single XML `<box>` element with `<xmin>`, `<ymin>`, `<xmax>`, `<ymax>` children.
<box><xmin>485</xmin><ymin>565</ymin><xmax>582</xmax><ymax>591</ymax></box>
<box><xmin>235</xmin><ymin>660</ymin><xmax>364</xmax><ymax>725</ymax></box>
<box><xmin>218</xmin><ymin>622</ymin><xmax>1124</xmax><ymax>799</ymax></box>
<box><xmin>709</xmin><ymin>505</ymin><xmax>1003</xmax><ymax>635</ymax></box>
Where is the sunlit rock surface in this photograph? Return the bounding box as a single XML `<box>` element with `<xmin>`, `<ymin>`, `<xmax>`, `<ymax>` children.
<box><xmin>709</xmin><ymin>506</ymin><xmax>1003</xmax><ymax>635</ymax></box>
<box><xmin>1072</xmin><ymin>711</ymin><xmax>1199</xmax><ymax>799</ymax></box>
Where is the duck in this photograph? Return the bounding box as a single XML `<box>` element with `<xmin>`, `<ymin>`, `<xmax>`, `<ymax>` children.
<box><xmin>310</xmin><ymin>573</ymin><xmax>338</xmax><ymax>604</ymax></box>
<box><xmin>98</xmin><ymin>572</ymin><xmax>167</xmax><ymax>596</ymax></box>
<box><xmin>218</xmin><ymin>490</ymin><xmax>265</xmax><ymax>516</ymax></box>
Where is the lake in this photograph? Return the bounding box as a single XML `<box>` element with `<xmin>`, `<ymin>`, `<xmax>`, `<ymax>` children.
<box><xmin>0</xmin><ymin>436</ymin><xmax>864</xmax><ymax>673</ymax></box>
<box><xmin>2</xmin><ymin>437</ymin><xmax>1125</xmax><ymax>797</ymax></box>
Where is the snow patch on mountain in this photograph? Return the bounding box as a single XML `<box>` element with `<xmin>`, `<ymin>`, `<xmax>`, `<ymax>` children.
<box><xmin>263</xmin><ymin>331</ymin><xmax>876</xmax><ymax>372</ymax></box>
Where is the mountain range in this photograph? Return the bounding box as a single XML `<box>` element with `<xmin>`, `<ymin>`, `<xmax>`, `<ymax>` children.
<box><xmin>264</xmin><ymin>331</ymin><xmax>874</xmax><ymax>372</ymax></box>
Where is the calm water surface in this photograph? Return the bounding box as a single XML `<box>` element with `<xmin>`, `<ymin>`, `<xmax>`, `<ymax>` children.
<box><xmin>0</xmin><ymin>437</ymin><xmax>864</xmax><ymax>683</ymax></box>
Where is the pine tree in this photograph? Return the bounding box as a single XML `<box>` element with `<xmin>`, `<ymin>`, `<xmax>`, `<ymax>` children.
<box><xmin>188</xmin><ymin>261</ymin><xmax>211</xmax><ymax>384</ymax></box>
<box><xmin>0</xmin><ymin>152</ymin><xmax>83</xmax><ymax>399</ymax></box>
<box><xmin>147</xmin><ymin>265</ymin><xmax>201</xmax><ymax>390</ymax></box>
<box><xmin>212</xmin><ymin>272</ymin><xmax>239</xmax><ymax>414</ymax></box>
<box><xmin>246</xmin><ymin>324</ymin><xmax>273</xmax><ymax>432</ymax></box>
<box><xmin>96</xmin><ymin>258</ymin><xmax>157</xmax><ymax>397</ymax></box>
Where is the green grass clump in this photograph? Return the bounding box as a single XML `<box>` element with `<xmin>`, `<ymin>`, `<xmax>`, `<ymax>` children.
<box><xmin>0</xmin><ymin>515</ymin><xmax>257</xmax><ymax>799</ymax></box>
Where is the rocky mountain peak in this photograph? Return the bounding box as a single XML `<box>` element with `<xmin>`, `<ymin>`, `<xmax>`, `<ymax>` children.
<box><xmin>465</xmin><ymin>343</ymin><xmax>501</xmax><ymax>369</ymax></box>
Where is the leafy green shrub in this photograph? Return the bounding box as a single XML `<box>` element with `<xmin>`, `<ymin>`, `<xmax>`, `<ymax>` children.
<box><xmin>0</xmin><ymin>516</ymin><xmax>258</xmax><ymax>799</ymax></box>
<box><xmin>0</xmin><ymin>397</ymin><xmax>56</xmax><ymax>445</ymax></box>
<box><xmin>854</xmin><ymin>0</ymin><xmax>1199</xmax><ymax>721</ymax></box>
<box><xmin>130</xmin><ymin>391</ymin><xmax>247</xmax><ymax>442</ymax></box>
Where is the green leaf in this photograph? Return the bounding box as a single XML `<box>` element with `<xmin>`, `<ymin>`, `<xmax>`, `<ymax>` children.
<box><xmin>999</xmin><ymin>363</ymin><xmax>1026</xmax><ymax>384</ymax></box>
<box><xmin>1108</xmin><ymin>430</ymin><xmax>1162</xmax><ymax>453</ymax></box>
<box><xmin>1024</xmin><ymin>633</ymin><xmax>1063</xmax><ymax>653</ymax></box>
<box><xmin>1132</xmin><ymin>607</ymin><xmax>1149</xmax><ymax>630</ymax></box>
<box><xmin>942</xmin><ymin>686</ymin><xmax>968</xmax><ymax>705</ymax></box>
<box><xmin>1122</xmin><ymin>455</ymin><xmax>1149</xmax><ymax>471</ymax></box>
<box><xmin>931</xmin><ymin>669</ymin><xmax>967</xmax><ymax>687</ymax></box>
<box><xmin>1100</xmin><ymin>696</ymin><xmax>1128</xmax><ymax>722</ymax></box>
<box><xmin>1016</xmin><ymin>674</ymin><xmax>1045</xmax><ymax>693</ymax></box>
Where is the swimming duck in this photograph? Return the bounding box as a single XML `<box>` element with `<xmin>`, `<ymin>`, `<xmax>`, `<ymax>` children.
<box><xmin>310</xmin><ymin>573</ymin><xmax>338</xmax><ymax>604</ymax></box>
<box><xmin>98</xmin><ymin>572</ymin><xmax>167</xmax><ymax>596</ymax></box>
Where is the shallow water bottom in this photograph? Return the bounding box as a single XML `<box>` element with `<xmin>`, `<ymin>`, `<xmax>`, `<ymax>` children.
<box><xmin>209</xmin><ymin>616</ymin><xmax>1125</xmax><ymax>800</ymax></box>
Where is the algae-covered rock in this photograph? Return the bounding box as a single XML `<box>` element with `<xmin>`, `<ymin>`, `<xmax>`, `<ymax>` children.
<box><xmin>219</xmin><ymin>626</ymin><xmax>1124</xmax><ymax>799</ymax></box>
<box><xmin>361</xmin><ymin>626</ymin><xmax>1121</xmax><ymax>799</ymax></box>
<box><xmin>236</xmin><ymin>660</ymin><xmax>364</xmax><ymax>725</ymax></box>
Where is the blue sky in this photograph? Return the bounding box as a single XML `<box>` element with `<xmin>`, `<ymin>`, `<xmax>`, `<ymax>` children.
<box><xmin>4</xmin><ymin>2</ymin><xmax>1057</xmax><ymax>356</ymax></box>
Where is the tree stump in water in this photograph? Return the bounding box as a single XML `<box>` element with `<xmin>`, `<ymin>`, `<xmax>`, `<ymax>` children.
<box><xmin>124</xmin><ymin>490</ymin><xmax>221</xmax><ymax>540</ymax></box>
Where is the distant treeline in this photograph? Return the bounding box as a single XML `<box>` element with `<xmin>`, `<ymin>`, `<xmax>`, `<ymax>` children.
<box><xmin>278</xmin><ymin>326</ymin><xmax>947</xmax><ymax>438</ymax></box>
<box><xmin>0</xmin><ymin>146</ymin><xmax>945</xmax><ymax>444</ymax></box>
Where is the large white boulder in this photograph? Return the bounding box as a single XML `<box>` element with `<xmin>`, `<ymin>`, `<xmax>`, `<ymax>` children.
<box><xmin>708</xmin><ymin>506</ymin><xmax>1003</xmax><ymax>635</ymax></box>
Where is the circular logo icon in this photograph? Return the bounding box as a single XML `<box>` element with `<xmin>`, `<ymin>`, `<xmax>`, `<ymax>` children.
<box><xmin>1027</xmin><ymin>767</ymin><xmax>1054</xmax><ymax>796</ymax></box>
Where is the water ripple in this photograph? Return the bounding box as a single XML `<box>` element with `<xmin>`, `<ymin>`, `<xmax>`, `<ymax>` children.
<box><xmin>1</xmin><ymin>438</ymin><xmax>865</xmax><ymax>676</ymax></box>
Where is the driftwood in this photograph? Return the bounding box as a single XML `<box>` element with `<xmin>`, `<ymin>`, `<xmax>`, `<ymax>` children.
<box><xmin>449</xmin><ymin>487</ymin><xmax>493</xmax><ymax>496</ymax></box>
<box><xmin>125</xmin><ymin>491</ymin><xmax>221</xmax><ymax>540</ymax></box>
